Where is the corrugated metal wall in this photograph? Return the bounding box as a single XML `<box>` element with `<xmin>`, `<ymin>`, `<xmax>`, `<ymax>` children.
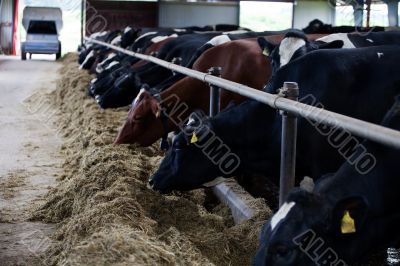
<box><xmin>159</xmin><ymin>1</ymin><xmax>239</xmax><ymax>28</ymax></box>
<box><xmin>86</xmin><ymin>0</ymin><xmax>158</xmax><ymax>34</ymax></box>
<box><xmin>0</xmin><ymin>0</ymin><xmax>13</xmax><ymax>54</ymax></box>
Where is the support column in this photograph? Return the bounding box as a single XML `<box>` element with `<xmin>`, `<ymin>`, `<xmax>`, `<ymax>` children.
<box><xmin>352</xmin><ymin>0</ymin><xmax>364</xmax><ymax>27</ymax></box>
<box><xmin>386</xmin><ymin>0</ymin><xmax>399</xmax><ymax>27</ymax></box>
<box><xmin>279</xmin><ymin>82</ymin><xmax>299</xmax><ymax>207</ymax></box>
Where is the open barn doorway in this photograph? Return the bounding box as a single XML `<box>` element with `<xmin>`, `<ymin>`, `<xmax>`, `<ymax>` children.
<box><xmin>16</xmin><ymin>0</ymin><xmax>82</xmax><ymax>57</ymax></box>
<box><xmin>335</xmin><ymin>0</ymin><xmax>399</xmax><ymax>27</ymax></box>
<box><xmin>239</xmin><ymin>1</ymin><xmax>294</xmax><ymax>31</ymax></box>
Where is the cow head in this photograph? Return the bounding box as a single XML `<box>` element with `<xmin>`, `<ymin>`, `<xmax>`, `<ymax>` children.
<box><xmin>121</xmin><ymin>27</ymin><xmax>141</xmax><ymax>48</ymax></box>
<box><xmin>302</xmin><ymin>19</ymin><xmax>329</xmax><ymax>34</ymax></box>
<box><xmin>254</xmin><ymin>189</ymin><xmax>368</xmax><ymax>266</ymax></box>
<box><xmin>114</xmin><ymin>89</ymin><xmax>164</xmax><ymax>146</ymax></box>
<box><xmin>148</xmin><ymin>111</ymin><xmax>239</xmax><ymax>193</ymax></box>
<box><xmin>257</xmin><ymin>31</ymin><xmax>344</xmax><ymax>73</ymax></box>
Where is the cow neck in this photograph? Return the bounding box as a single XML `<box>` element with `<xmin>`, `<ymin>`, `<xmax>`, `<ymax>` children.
<box><xmin>159</xmin><ymin>78</ymin><xmax>204</xmax><ymax>130</ymax></box>
<box><xmin>150</xmin><ymin>93</ymin><xmax>169</xmax><ymax>152</ymax></box>
<box><xmin>158</xmin><ymin>89</ymin><xmax>182</xmax><ymax>132</ymax></box>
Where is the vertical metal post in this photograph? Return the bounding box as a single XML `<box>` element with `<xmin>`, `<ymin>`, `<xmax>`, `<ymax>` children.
<box><xmin>366</xmin><ymin>0</ymin><xmax>372</xmax><ymax>28</ymax></box>
<box><xmin>352</xmin><ymin>0</ymin><xmax>364</xmax><ymax>27</ymax></box>
<box><xmin>208</xmin><ymin>67</ymin><xmax>222</xmax><ymax>117</ymax></box>
<box><xmin>279</xmin><ymin>82</ymin><xmax>299</xmax><ymax>207</ymax></box>
<box><xmin>207</xmin><ymin>66</ymin><xmax>255</xmax><ymax>225</ymax></box>
<box><xmin>386</xmin><ymin>0</ymin><xmax>399</xmax><ymax>27</ymax></box>
<box><xmin>81</xmin><ymin>0</ymin><xmax>85</xmax><ymax>45</ymax></box>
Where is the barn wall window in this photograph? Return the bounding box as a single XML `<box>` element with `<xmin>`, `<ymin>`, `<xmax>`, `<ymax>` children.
<box><xmin>335</xmin><ymin>4</ymin><xmax>355</xmax><ymax>25</ymax></box>
<box><xmin>293</xmin><ymin>0</ymin><xmax>335</xmax><ymax>28</ymax></box>
<box><xmin>366</xmin><ymin>4</ymin><xmax>388</xmax><ymax>26</ymax></box>
<box><xmin>335</xmin><ymin>3</ymin><xmax>389</xmax><ymax>26</ymax></box>
<box><xmin>239</xmin><ymin>1</ymin><xmax>293</xmax><ymax>31</ymax></box>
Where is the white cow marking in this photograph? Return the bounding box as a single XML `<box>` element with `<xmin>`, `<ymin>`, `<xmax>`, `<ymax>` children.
<box><xmin>106</xmin><ymin>53</ymin><xmax>117</xmax><ymax>62</ymax></box>
<box><xmin>377</xmin><ymin>52</ymin><xmax>384</xmax><ymax>58</ymax></box>
<box><xmin>134</xmin><ymin>31</ymin><xmax>158</xmax><ymax>43</ymax></box>
<box><xmin>187</xmin><ymin>117</ymin><xmax>195</xmax><ymax>125</ymax></box>
<box><xmin>222</xmin><ymin>30</ymin><xmax>249</xmax><ymax>35</ymax></box>
<box><xmin>270</xmin><ymin>201</ymin><xmax>296</xmax><ymax>231</ymax></box>
<box><xmin>366</xmin><ymin>38</ymin><xmax>374</xmax><ymax>43</ymax></box>
<box><xmin>207</xmin><ymin>35</ymin><xmax>231</xmax><ymax>46</ymax></box>
<box><xmin>96</xmin><ymin>65</ymin><xmax>104</xmax><ymax>74</ymax></box>
<box><xmin>151</xmin><ymin>34</ymin><xmax>178</xmax><ymax>43</ymax></box>
<box><xmin>173</xmin><ymin>28</ymin><xmax>187</xmax><ymax>32</ymax></box>
<box><xmin>317</xmin><ymin>33</ymin><xmax>356</xmax><ymax>49</ymax></box>
<box><xmin>98</xmin><ymin>53</ymin><xmax>117</xmax><ymax>71</ymax></box>
<box><xmin>91</xmin><ymin>78</ymin><xmax>97</xmax><ymax>84</ymax></box>
<box><xmin>279</xmin><ymin>37</ymin><xmax>306</xmax><ymax>67</ymax></box>
<box><xmin>124</xmin><ymin>26</ymin><xmax>132</xmax><ymax>34</ymax></box>
<box><xmin>111</xmin><ymin>35</ymin><xmax>122</xmax><ymax>46</ymax></box>
<box><xmin>300</xmin><ymin>176</ymin><xmax>315</xmax><ymax>192</ymax></box>
<box><xmin>105</xmin><ymin>61</ymin><xmax>119</xmax><ymax>70</ymax></box>
<box><xmin>79</xmin><ymin>50</ymin><xmax>95</xmax><ymax>69</ymax></box>
<box><xmin>90</xmin><ymin>31</ymin><xmax>108</xmax><ymax>39</ymax></box>
<box><xmin>133</xmin><ymin>88</ymin><xmax>146</xmax><ymax>106</ymax></box>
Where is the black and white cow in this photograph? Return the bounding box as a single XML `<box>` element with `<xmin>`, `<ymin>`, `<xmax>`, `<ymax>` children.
<box><xmin>253</xmin><ymin>96</ymin><xmax>400</xmax><ymax>266</ymax></box>
<box><xmin>302</xmin><ymin>18</ymin><xmax>385</xmax><ymax>34</ymax></box>
<box><xmin>258</xmin><ymin>30</ymin><xmax>400</xmax><ymax>73</ymax></box>
<box><xmin>95</xmin><ymin>69</ymin><xmax>141</xmax><ymax>108</ymax></box>
<box><xmin>94</xmin><ymin>32</ymin><xmax>222</xmax><ymax>108</ymax></box>
<box><xmin>88</xmin><ymin>65</ymin><xmax>137</xmax><ymax>98</ymax></box>
<box><xmin>79</xmin><ymin>30</ymin><xmax>124</xmax><ymax>70</ymax></box>
<box><xmin>120</xmin><ymin>26</ymin><xmax>141</xmax><ymax>48</ymax></box>
<box><xmin>148</xmin><ymin>45</ymin><xmax>400</xmax><ymax>194</ymax></box>
<box><xmin>78</xmin><ymin>31</ymin><xmax>109</xmax><ymax>64</ymax></box>
<box><xmin>87</xmin><ymin>31</ymin><xmax>181</xmax><ymax>97</ymax></box>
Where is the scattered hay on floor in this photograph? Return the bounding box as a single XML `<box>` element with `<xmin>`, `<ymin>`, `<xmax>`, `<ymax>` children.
<box><xmin>0</xmin><ymin>170</ymin><xmax>28</xmax><ymax>199</ymax></box>
<box><xmin>31</xmin><ymin>53</ymin><xmax>273</xmax><ymax>266</ymax></box>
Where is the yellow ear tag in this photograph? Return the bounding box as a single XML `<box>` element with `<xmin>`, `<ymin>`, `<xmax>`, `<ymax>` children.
<box><xmin>263</xmin><ymin>48</ymin><xmax>270</xmax><ymax>56</ymax></box>
<box><xmin>341</xmin><ymin>211</ymin><xmax>356</xmax><ymax>234</ymax></box>
<box><xmin>190</xmin><ymin>132</ymin><xmax>198</xmax><ymax>144</ymax></box>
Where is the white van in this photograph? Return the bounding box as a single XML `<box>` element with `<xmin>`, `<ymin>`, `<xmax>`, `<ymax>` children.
<box><xmin>21</xmin><ymin>7</ymin><xmax>63</xmax><ymax>60</ymax></box>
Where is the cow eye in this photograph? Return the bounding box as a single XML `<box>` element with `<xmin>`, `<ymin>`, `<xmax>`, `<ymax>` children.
<box><xmin>134</xmin><ymin>115</ymin><xmax>143</xmax><ymax>122</ymax></box>
<box><xmin>273</xmin><ymin>245</ymin><xmax>292</xmax><ymax>259</ymax></box>
<box><xmin>173</xmin><ymin>138</ymin><xmax>187</xmax><ymax>150</ymax></box>
<box><xmin>276</xmin><ymin>245</ymin><xmax>288</xmax><ymax>255</ymax></box>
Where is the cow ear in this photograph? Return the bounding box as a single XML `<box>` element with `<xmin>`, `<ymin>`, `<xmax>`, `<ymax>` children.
<box><xmin>150</xmin><ymin>98</ymin><xmax>161</xmax><ymax>118</ymax></box>
<box><xmin>331</xmin><ymin>196</ymin><xmax>368</xmax><ymax>235</ymax></box>
<box><xmin>187</xmin><ymin>110</ymin><xmax>207</xmax><ymax>127</ymax></box>
<box><xmin>257</xmin><ymin>37</ymin><xmax>276</xmax><ymax>57</ymax></box>
<box><xmin>318</xmin><ymin>40</ymin><xmax>344</xmax><ymax>49</ymax></box>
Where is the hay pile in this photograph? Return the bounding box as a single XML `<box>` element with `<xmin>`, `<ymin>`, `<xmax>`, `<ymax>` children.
<box><xmin>31</xmin><ymin>53</ymin><xmax>272</xmax><ymax>266</ymax></box>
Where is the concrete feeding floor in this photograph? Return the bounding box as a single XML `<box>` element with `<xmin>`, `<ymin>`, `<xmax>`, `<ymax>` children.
<box><xmin>0</xmin><ymin>55</ymin><xmax>62</xmax><ymax>265</ymax></box>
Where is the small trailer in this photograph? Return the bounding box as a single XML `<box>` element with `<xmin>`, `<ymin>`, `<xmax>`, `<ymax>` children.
<box><xmin>21</xmin><ymin>6</ymin><xmax>63</xmax><ymax>60</ymax></box>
